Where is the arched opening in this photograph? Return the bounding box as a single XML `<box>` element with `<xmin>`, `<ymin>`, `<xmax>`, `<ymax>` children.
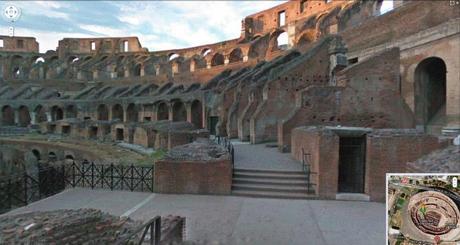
<box><xmin>32</xmin><ymin>149</ymin><xmax>41</xmax><ymax>161</ymax></box>
<box><xmin>34</xmin><ymin>105</ymin><xmax>47</xmax><ymax>123</ymax></box>
<box><xmin>34</xmin><ymin>57</ymin><xmax>45</xmax><ymax>64</ymax></box>
<box><xmin>1</xmin><ymin>105</ymin><xmax>14</xmax><ymax>125</ymax></box>
<box><xmin>168</xmin><ymin>53</ymin><xmax>180</xmax><ymax>61</ymax></box>
<box><xmin>112</xmin><ymin>104</ymin><xmax>124</xmax><ymax>121</ymax></box>
<box><xmin>201</xmin><ymin>48</ymin><xmax>212</xmax><ymax>57</ymax></box>
<box><xmin>275</xmin><ymin>31</ymin><xmax>289</xmax><ymax>50</ymax></box>
<box><xmin>133</xmin><ymin>63</ymin><xmax>142</xmax><ymax>76</ymax></box>
<box><xmin>172</xmin><ymin>101</ymin><xmax>187</xmax><ymax>122</ymax></box>
<box><xmin>297</xmin><ymin>32</ymin><xmax>315</xmax><ymax>46</ymax></box>
<box><xmin>157</xmin><ymin>102</ymin><xmax>169</xmax><ymax>120</ymax></box>
<box><xmin>374</xmin><ymin>0</ymin><xmax>394</xmax><ymax>16</ymax></box>
<box><xmin>190</xmin><ymin>56</ymin><xmax>206</xmax><ymax>72</ymax></box>
<box><xmin>97</xmin><ymin>104</ymin><xmax>109</xmax><ymax>120</ymax></box>
<box><xmin>48</xmin><ymin>151</ymin><xmax>57</xmax><ymax>162</ymax></box>
<box><xmin>211</xmin><ymin>53</ymin><xmax>224</xmax><ymax>67</ymax></box>
<box><xmin>229</xmin><ymin>48</ymin><xmax>243</xmax><ymax>63</ymax></box>
<box><xmin>18</xmin><ymin>106</ymin><xmax>31</xmax><ymax>127</ymax></box>
<box><xmin>51</xmin><ymin>106</ymin><xmax>64</xmax><ymax>121</ymax></box>
<box><xmin>65</xmin><ymin>155</ymin><xmax>74</xmax><ymax>163</ymax></box>
<box><xmin>65</xmin><ymin>105</ymin><xmax>77</xmax><ymax>118</ymax></box>
<box><xmin>126</xmin><ymin>103</ymin><xmax>138</xmax><ymax>122</ymax></box>
<box><xmin>414</xmin><ymin>57</ymin><xmax>447</xmax><ymax>129</ymax></box>
<box><xmin>191</xmin><ymin>100</ymin><xmax>203</xmax><ymax>128</ymax></box>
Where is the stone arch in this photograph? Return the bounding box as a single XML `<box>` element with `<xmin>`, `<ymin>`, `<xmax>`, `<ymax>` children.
<box><xmin>296</xmin><ymin>30</ymin><xmax>316</xmax><ymax>46</ymax></box>
<box><xmin>48</xmin><ymin>151</ymin><xmax>57</xmax><ymax>162</ymax></box>
<box><xmin>1</xmin><ymin>105</ymin><xmax>14</xmax><ymax>125</ymax></box>
<box><xmin>34</xmin><ymin>57</ymin><xmax>45</xmax><ymax>64</ymax></box>
<box><xmin>201</xmin><ymin>48</ymin><xmax>212</xmax><ymax>57</ymax></box>
<box><xmin>18</xmin><ymin>105</ymin><xmax>31</xmax><ymax>127</ymax></box>
<box><xmin>126</xmin><ymin>103</ymin><xmax>138</xmax><ymax>122</ymax></box>
<box><xmin>32</xmin><ymin>149</ymin><xmax>41</xmax><ymax>161</ymax></box>
<box><xmin>112</xmin><ymin>104</ymin><xmax>124</xmax><ymax>121</ymax></box>
<box><xmin>157</xmin><ymin>102</ymin><xmax>169</xmax><ymax>120</ymax></box>
<box><xmin>65</xmin><ymin>105</ymin><xmax>77</xmax><ymax>118</ymax></box>
<box><xmin>414</xmin><ymin>57</ymin><xmax>447</xmax><ymax>128</ymax></box>
<box><xmin>51</xmin><ymin>106</ymin><xmax>64</xmax><ymax>121</ymax></box>
<box><xmin>272</xmin><ymin>31</ymin><xmax>288</xmax><ymax>50</ymax></box>
<box><xmin>228</xmin><ymin>48</ymin><xmax>243</xmax><ymax>63</ymax></box>
<box><xmin>211</xmin><ymin>53</ymin><xmax>224</xmax><ymax>67</ymax></box>
<box><xmin>191</xmin><ymin>100</ymin><xmax>203</xmax><ymax>128</ymax></box>
<box><xmin>34</xmin><ymin>105</ymin><xmax>47</xmax><ymax>123</ymax></box>
<box><xmin>97</xmin><ymin>104</ymin><xmax>109</xmax><ymax>120</ymax></box>
<box><xmin>172</xmin><ymin>101</ymin><xmax>187</xmax><ymax>122</ymax></box>
<box><xmin>133</xmin><ymin>63</ymin><xmax>142</xmax><ymax>76</ymax></box>
<box><xmin>190</xmin><ymin>56</ymin><xmax>207</xmax><ymax>72</ymax></box>
<box><xmin>374</xmin><ymin>0</ymin><xmax>394</xmax><ymax>16</ymax></box>
<box><xmin>168</xmin><ymin>53</ymin><xmax>180</xmax><ymax>61</ymax></box>
<box><xmin>11</xmin><ymin>55</ymin><xmax>23</xmax><ymax>79</ymax></box>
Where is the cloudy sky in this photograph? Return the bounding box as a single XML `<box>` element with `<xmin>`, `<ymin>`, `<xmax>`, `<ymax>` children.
<box><xmin>1</xmin><ymin>1</ymin><xmax>285</xmax><ymax>53</ymax></box>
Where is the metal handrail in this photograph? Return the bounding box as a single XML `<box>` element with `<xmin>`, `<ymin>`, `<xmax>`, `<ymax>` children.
<box><xmin>115</xmin><ymin>216</ymin><xmax>161</xmax><ymax>245</ymax></box>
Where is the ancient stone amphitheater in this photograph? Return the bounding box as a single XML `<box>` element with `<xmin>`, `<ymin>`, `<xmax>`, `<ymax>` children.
<box><xmin>0</xmin><ymin>0</ymin><xmax>459</xmax><ymax>220</ymax></box>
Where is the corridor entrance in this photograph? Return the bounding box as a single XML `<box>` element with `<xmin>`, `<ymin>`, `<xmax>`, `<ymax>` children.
<box><xmin>338</xmin><ymin>136</ymin><xmax>366</xmax><ymax>193</ymax></box>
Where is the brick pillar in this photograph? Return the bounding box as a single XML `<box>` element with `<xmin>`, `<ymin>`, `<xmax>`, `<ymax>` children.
<box><xmin>168</xmin><ymin>104</ymin><xmax>173</xmax><ymax>121</ymax></box>
<box><xmin>186</xmin><ymin>102</ymin><xmax>192</xmax><ymax>124</ymax></box>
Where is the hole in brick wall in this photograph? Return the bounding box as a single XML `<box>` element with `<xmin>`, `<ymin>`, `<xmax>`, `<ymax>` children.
<box><xmin>321</xmin><ymin>119</ymin><xmax>325</xmax><ymax>122</ymax></box>
<box><xmin>371</xmin><ymin>97</ymin><xmax>373</xmax><ymax>101</ymax></box>
<box><xmin>329</xmin><ymin>116</ymin><xmax>335</xmax><ymax>121</ymax></box>
<box><xmin>313</xmin><ymin>115</ymin><xmax>317</xmax><ymax>119</ymax></box>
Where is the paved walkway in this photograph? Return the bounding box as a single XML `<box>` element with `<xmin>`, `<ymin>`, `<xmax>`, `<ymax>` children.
<box><xmin>233</xmin><ymin>142</ymin><xmax>303</xmax><ymax>171</ymax></box>
<box><xmin>3</xmin><ymin>188</ymin><xmax>385</xmax><ymax>245</ymax></box>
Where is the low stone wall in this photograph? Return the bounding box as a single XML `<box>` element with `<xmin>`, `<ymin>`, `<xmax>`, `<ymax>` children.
<box><xmin>154</xmin><ymin>139</ymin><xmax>232</xmax><ymax>195</ymax></box>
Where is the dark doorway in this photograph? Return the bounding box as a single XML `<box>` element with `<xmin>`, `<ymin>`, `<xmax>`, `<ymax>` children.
<box><xmin>62</xmin><ymin>125</ymin><xmax>71</xmax><ymax>135</ymax></box>
<box><xmin>338</xmin><ymin>136</ymin><xmax>366</xmax><ymax>193</ymax></box>
<box><xmin>89</xmin><ymin>126</ymin><xmax>98</xmax><ymax>139</ymax></box>
<box><xmin>116</xmin><ymin>128</ymin><xmax>124</xmax><ymax>141</ymax></box>
<box><xmin>414</xmin><ymin>57</ymin><xmax>447</xmax><ymax>128</ymax></box>
<box><xmin>208</xmin><ymin>116</ymin><xmax>218</xmax><ymax>135</ymax></box>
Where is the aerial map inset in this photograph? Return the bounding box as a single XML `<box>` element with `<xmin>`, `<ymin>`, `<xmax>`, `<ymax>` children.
<box><xmin>388</xmin><ymin>175</ymin><xmax>460</xmax><ymax>245</ymax></box>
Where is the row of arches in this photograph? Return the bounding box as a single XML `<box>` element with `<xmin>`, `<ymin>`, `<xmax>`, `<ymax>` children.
<box><xmin>1</xmin><ymin>104</ymin><xmax>78</xmax><ymax>126</ymax></box>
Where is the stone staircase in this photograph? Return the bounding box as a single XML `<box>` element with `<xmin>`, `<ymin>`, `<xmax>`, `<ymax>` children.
<box><xmin>231</xmin><ymin>168</ymin><xmax>315</xmax><ymax>199</ymax></box>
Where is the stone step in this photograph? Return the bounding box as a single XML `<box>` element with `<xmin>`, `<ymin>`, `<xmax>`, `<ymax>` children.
<box><xmin>232</xmin><ymin>183</ymin><xmax>314</xmax><ymax>194</ymax></box>
<box><xmin>232</xmin><ymin>190</ymin><xmax>317</xmax><ymax>200</ymax></box>
<box><xmin>233</xmin><ymin>171</ymin><xmax>307</xmax><ymax>180</ymax></box>
<box><xmin>233</xmin><ymin>168</ymin><xmax>305</xmax><ymax>175</ymax></box>
<box><xmin>232</xmin><ymin>177</ymin><xmax>310</xmax><ymax>186</ymax></box>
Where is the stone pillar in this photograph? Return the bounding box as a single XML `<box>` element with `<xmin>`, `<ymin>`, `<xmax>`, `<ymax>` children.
<box><xmin>152</xmin><ymin>105</ymin><xmax>158</xmax><ymax>121</ymax></box>
<box><xmin>124</xmin><ymin>69</ymin><xmax>129</xmax><ymax>78</ymax></box>
<box><xmin>224</xmin><ymin>56</ymin><xmax>230</xmax><ymax>65</ymax></box>
<box><xmin>186</xmin><ymin>102</ymin><xmax>192</xmax><ymax>124</ymax></box>
<box><xmin>13</xmin><ymin>110</ymin><xmax>19</xmax><ymax>125</ymax></box>
<box><xmin>243</xmin><ymin>55</ymin><xmax>249</xmax><ymax>62</ymax></box>
<box><xmin>168</xmin><ymin>104</ymin><xmax>173</xmax><ymax>121</ymax></box>
<box><xmin>123</xmin><ymin>106</ymin><xmax>128</xmax><ymax>123</ymax></box>
<box><xmin>206</xmin><ymin>61</ymin><xmax>211</xmax><ymax>69</ymax></box>
<box><xmin>31</xmin><ymin>111</ymin><xmax>36</xmax><ymax>125</ymax></box>
<box><xmin>328</xmin><ymin>36</ymin><xmax>348</xmax><ymax>86</ymax></box>
<box><xmin>46</xmin><ymin>112</ymin><xmax>52</xmax><ymax>122</ymax></box>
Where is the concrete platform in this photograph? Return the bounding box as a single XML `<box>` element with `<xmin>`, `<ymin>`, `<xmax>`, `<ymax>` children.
<box><xmin>2</xmin><ymin>188</ymin><xmax>385</xmax><ymax>245</ymax></box>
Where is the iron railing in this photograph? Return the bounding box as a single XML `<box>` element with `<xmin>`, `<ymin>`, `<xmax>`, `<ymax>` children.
<box><xmin>115</xmin><ymin>216</ymin><xmax>162</xmax><ymax>245</ymax></box>
<box><xmin>65</xmin><ymin>161</ymin><xmax>154</xmax><ymax>192</ymax></box>
<box><xmin>0</xmin><ymin>165</ymin><xmax>66</xmax><ymax>214</ymax></box>
<box><xmin>215</xmin><ymin>136</ymin><xmax>235</xmax><ymax>166</ymax></box>
<box><xmin>0</xmin><ymin>161</ymin><xmax>154</xmax><ymax>214</ymax></box>
<box><xmin>301</xmin><ymin>148</ymin><xmax>317</xmax><ymax>193</ymax></box>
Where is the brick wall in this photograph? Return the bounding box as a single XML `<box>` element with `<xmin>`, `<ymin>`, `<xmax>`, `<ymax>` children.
<box><xmin>154</xmin><ymin>159</ymin><xmax>232</xmax><ymax>195</ymax></box>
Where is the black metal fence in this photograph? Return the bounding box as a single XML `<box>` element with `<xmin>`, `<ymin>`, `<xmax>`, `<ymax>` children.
<box><xmin>215</xmin><ymin>136</ymin><xmax>235</xmax><ymax>166</ymax></box>
<box><xmin>301</xmin><ymin>148</ymin><xmax>317</xmax><ymax>193</ymax></box>
<box><xmin>0</xmin><ymin>161</ymin><xmax>154</xmax><ymax>214</ymax></box>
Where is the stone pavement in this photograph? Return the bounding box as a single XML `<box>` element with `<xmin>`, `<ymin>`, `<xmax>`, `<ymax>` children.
<box><xmin>233</xmin><ymin>142</ymin><xmax>303</xmax><ymax>171</ymax></box>
<box><xmin>3</xmin><ymin>188</ymin><xmax>385</xmax><ymax>245</ymax></box>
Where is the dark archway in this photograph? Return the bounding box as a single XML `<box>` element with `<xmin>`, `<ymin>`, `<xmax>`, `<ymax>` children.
<box><xmin>18</xmin><ymin>106</ymin><xmax>31</xmax><ymax>127</ymax></box>
<box><xmin>211</xmin><ymin>53</ymin><xmax>224</xmax><ymax>67</ymax></box>
<box><xmin>157</xmin><ymin>102</ymin><xmax>169</xmax><ymax>120</ymax></box>
<box><xmin>32</xmin><ymin>149</ymin><xmax>41</xmax><ymax>161</ymax></box>
<box><xmin>51</xmin><ymin>106</ymin><xmax>64</xmax><ymax>121</ymax></box>
<box><xmin>126</xmin><ymin>103</ymin><xmax>138</xmax><ymax>122</ymax></box>
<box><xmin>97</xmin><ymin>104</ymin><xmax>109</xmax><ymax>120</ymax></box>
<box><xmin>65</xmin><ymin>105</ymin><xmax>77</xmax><ymax>118</ymax></box>
<box><xmin>414</xmin><ymin>57</ymin><xmax>447</xmax><ymax>128</ymax></box>
<box><xmin>112</xmin><ymin>104</ymin><xmax>124</xmax><ymax>121</ymax></box>
<box><xmin>172</xmin><ymin>101</ymin><xmax>187</xmax><ymax>122</ymax></box>
<box><xmin>1</xmin><ymin>105</ymin><xmax>14</xmax><ymax>125</ymax></box>
<box><xmin>191</xmin><ymin>100</ymin><xmax>203</xmax><ymax>128</ymax></box>
<box><xmin>229</xmin><ymin>48</ymin><xmax>243</xmax><ymax>63</ymax></box>
<box><xmin>133</xmin><ymin>64</ymin><xmax>142</xmax><ymax>76</ymax></box>
<box><xmin>34</xmin><ymin>105</ymin><xmax>47</xmax><ymax>123</ymax></box>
